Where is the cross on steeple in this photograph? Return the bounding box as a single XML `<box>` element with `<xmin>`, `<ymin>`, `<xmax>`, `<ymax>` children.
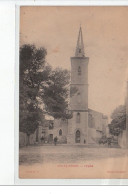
<box><xmin>75</xmin><ymin>26</ymin><xmax>85</xmax><ymax>57</ymax></box>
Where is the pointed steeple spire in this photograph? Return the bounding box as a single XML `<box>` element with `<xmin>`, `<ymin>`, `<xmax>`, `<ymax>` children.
<box><xmin>75</xmin><ymin>26</ymin><xmax>85</xmax><ymax>57</ymax></box>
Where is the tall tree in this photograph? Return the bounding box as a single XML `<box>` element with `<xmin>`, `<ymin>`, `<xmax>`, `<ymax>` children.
<box><xmin>20</xmin><ymin>44</ymin><xmax>47</xmax><ymax>144</ymax></box>
<box><xmin>20</xmin><ymin>44</ymin><xmax>75</xmax><ymax>144</ymax></box>
<box><xmin>108</xmin><ymin>105</ymin><xmax>126</xmax><ymax>136</ymax></box>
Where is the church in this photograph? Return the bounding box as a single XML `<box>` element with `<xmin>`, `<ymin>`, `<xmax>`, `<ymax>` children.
<box><xmin>19</xmin><ymin>27</ymin><xmax>108</xmax><ymax>146</ymax></box>
<box><xmin>36</xmin><ymin>27</ymin><xmax>108</xmax><ymax>145</ymax></box>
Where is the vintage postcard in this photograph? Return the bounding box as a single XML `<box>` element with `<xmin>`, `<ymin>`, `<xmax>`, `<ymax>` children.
<box><xmin>19</xmin><ymin>6</ymin><xmax>128</xmax><ymax>179</ymax></box>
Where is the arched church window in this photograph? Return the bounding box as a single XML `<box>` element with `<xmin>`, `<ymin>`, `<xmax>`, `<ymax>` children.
<box><xmin>59</xmin><ymin>129</ymin><xmax>62</xmax><ymax>136</ymax></box>
<box><xmin>76</xmin><ymin>112</ymin><xmax>80</xmax><ymax>123</ymax></box>
<box><xmin>78</xmin><ymin>66</ymin><xmax>81</xmax><ymax>75</ymax></box>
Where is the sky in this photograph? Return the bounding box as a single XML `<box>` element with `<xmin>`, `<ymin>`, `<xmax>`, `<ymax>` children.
<box><xmin>20</xmin><ymin>6</ymin><xmax>128</xmax><ymax>119</ymax></box>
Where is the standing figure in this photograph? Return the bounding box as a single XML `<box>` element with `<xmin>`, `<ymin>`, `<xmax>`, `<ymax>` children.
<box><xmin>54</xmin><ymin>136</ymin><xmax>58</xmax><ymax>146</ymax></box>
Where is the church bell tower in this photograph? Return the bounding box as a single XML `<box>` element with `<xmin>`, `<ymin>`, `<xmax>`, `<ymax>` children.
<box><xmin>67</xmin><ymin>27</ymin><xmax>89</xmax><ymax>144</ymax></box>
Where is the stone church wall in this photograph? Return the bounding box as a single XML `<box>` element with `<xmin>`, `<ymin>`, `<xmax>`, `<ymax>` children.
<box><xmin>88</xmin><ymin>109</ymin><xmax>108</xmax><ymax>143</ymax></box>
<box><xmin>88</xmin><ymin>109</ymin><xmax>103</xmax><ymax>131</ymax></box>
<box><xmin>67</xmin><ymin>111</ymin><xmax>88</xmax><ymax>144</ymax></box>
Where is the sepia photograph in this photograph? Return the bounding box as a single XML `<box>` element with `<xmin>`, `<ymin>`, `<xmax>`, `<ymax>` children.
<box><xmin>19</xmin><ymin>6</ymin><xmax>128</xmax><ymax>179</ymax></box>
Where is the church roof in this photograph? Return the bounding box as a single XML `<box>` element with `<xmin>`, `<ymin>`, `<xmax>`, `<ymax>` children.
<box><xmin>75</xmin><ymin>26</ymin><xmax>85</xmax><ymax>57</ymax></box>
<box><xmin>88</xmin><ymin>108</ymin><xmax>108</xmax><ymax>119</ymax></box>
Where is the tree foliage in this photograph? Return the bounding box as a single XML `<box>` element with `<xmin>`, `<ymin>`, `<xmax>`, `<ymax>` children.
<box><xmin>20</xmin><ymin>44</ymin><xmax>47</xmax><ymax>144</ymax></box>
<box><xmin>108</xmin><ymin>105</ymin><xmax>126</xmax><ymax>136</ymax></box>
<box><xmin>41</xmin><ymin>67</ymin><xmax>70</xmax><ymax>118</ymax></box>
<box><xmin>20</xmin><ymin>44</ymin><xmax>74</xmax><ymax>143</ymax></box>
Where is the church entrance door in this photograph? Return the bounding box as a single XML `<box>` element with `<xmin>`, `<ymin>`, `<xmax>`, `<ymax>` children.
<box><xmin>75</xmin><ymin>130</ymin><xmax>80</xmax><ymax>143</ymax></box>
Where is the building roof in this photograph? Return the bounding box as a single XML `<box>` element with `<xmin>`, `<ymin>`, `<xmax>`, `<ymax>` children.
<box><xmin>75</xmin><ymin>26</ymin><xmax>85</xmax><ymax>57</ymax></box>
